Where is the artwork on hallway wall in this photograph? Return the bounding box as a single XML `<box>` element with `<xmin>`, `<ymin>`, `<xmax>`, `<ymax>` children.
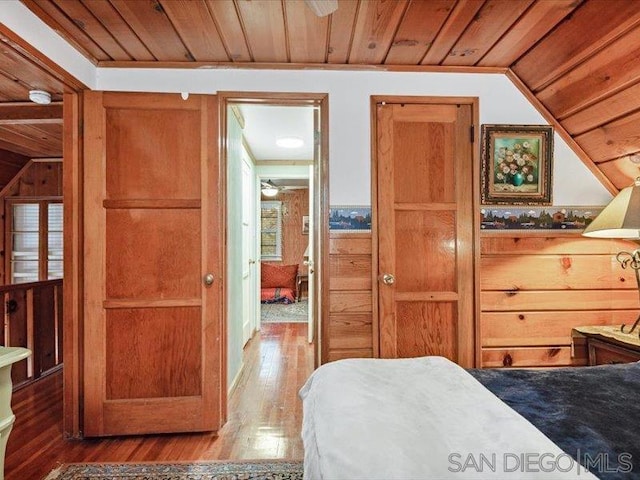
<box><xmin>480</xmin><ymin>206</ymin><xmax>604</xmax><ymax>231</ymax></box>
<box><xmin>481</xmin><ymin>124</ymin><xmax>554</xmax><ymax>205</ymax></box>
<box><xmin>329</xmin><ymin>206</ymin><xmax>371</xmax><ymax>231</ymax></box>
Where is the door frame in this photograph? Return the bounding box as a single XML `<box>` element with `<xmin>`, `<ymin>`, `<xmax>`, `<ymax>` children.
<box><xmin>219</xmin><ymin>91</ymin><xmax>329</xmax><ymax>384</ymax></box>
<box><xmin>370</xmin><ymin>96</ymin><xmax>481</xmax><ymax>366</ymax></box>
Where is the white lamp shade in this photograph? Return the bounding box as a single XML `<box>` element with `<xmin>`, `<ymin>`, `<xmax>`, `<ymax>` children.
<box><xmin>583</xmin><ymin>179</ymin><xmax>640</xmax><ymax>239</ymax></box>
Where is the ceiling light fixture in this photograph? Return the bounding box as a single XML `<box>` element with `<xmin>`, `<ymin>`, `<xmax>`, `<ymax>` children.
<box><xmin>276</xmin><ymin>137</ymin><xmax>304</xmax><ymax>149</ymax></box>
<box><xmin>261</xmin><ymin>180</ymin><xmax>279</xmax><ymax>197</ymax></box>
<box><xmin>28</xmin><ymin>90</ymin><xmax>52</xmax><ymax>105</ymax></box>
<box><xmin>304</xmin><ymin>0</ymin><xmax>338</xmax><ymax>16</ymax></box>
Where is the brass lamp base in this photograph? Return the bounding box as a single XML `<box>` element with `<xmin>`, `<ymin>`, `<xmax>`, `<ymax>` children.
<box><xmin>616</xmin><ymin>249</ymin><xmax>640</xmax><ymax>338</ymax></box>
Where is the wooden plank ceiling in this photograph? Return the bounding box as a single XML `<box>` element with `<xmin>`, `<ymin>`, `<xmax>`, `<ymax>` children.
<box><xmin>0</xmin><ymin>28</ymin><xmax>64</xmax><ymax>189</ymax></box>
<box><xmin>16</xmin><ymin>0</ymin><xmax>640</xmax><ymax>191</ymax></box>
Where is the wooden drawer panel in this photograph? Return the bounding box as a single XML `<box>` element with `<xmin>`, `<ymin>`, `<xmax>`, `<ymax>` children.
<box><xmin>327</xmin><ymin>348</ymin><xmax>373</xmax><ymax>362</ymax></box>
<box><xmin>328</xmin><ymin>314</ymin><xmax>372</xmax><ymax>349</ymax></box>
<box><xmin>589</xmin><ymin>339</ymin><xmax>640</xmax><ymax>365</ymax></box>
<box><xmin>481</xmin><ymin>346</ymin><xmax>586</xmax><ymax>368</ymax></box>
<box><xmin>481</xmin><ymin>289</ymin><xmax>639</xmax><ymax>311</ymax></box>
<box><xmin>481</xmin><ymin>255</ymin><xmax>634</xmax><ymax>290</ymax></box>
<box><xmin>481</xmin><ymin>311</ymin><xmax>636</xmax><ymax>347</ymax></box>
<box><xmin>329</xmin><ymin>291</ymin><xmax>372</xmax><ymax>313</ymax></box>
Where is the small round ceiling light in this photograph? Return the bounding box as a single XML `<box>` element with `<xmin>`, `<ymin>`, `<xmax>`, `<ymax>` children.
<box><xmin>28</xmin><ymin>90</ymin><xmax>52</xmax><ymax>105</ymax></box>
<box><xmin>276</xmin><ymin>136</ymin><xmax>304</xmax><ymax>148</ymax></box>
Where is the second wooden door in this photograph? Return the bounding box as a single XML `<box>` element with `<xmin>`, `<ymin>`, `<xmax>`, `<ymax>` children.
<box><xmin>376</xmin><ymin>100</ymin><xmax>476</xmax><ymax>367</ymax></box>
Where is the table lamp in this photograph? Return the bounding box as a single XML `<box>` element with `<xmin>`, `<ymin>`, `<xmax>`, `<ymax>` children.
<box><xmin>583</xmin><ymin>177</ymin><xmax>640</xmax><ymax>336</ymax></box>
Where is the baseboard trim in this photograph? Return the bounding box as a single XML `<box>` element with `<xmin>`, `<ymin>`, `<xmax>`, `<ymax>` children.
<box><xmin>228</xmin><ymin>361</ymin><xmax>244</xmax><ymax>396</ymax></box>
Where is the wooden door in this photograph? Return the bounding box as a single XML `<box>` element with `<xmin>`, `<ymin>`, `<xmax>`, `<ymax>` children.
<box><xmin>83</xmin><ymin>92</ymin><xmax>222</xmax><ymax>436</ymax></box>
<box><xmin>376</xmin><ymin>101</ymin><xmax>475</xmax><ymax>367</ymax></box>
<box><xmin>241</xmin><ymin>154</ymin><xmax>256</xmax><ymax>346</ymax></box>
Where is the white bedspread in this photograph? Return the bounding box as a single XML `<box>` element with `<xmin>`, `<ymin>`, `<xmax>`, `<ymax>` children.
<box><xmin>299</xmin><ymin>356</ymin><xmax>598</xmax><ymax>479</ymax></box>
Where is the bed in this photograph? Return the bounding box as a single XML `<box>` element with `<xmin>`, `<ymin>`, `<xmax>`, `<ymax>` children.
<box><xmin>299</xmin><ymin>356</ymin><xmax>639</xmax><ymax>479</ymax></box>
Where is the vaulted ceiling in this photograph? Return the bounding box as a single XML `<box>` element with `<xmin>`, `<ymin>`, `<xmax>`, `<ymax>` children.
<box><xmin>5</xmin><ymin>0</ymin><xmax>640</xmax><ymax>193</ymax></box>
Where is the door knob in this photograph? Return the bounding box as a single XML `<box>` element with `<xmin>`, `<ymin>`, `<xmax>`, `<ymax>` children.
<box><xmin>381</xmin><ymin>273</ymin><xmax>395</xmax><ymax>285</ymax></box>
<box><xmin>249</xmin><ymin>259</ymin><xmax>256</xmax><ymax>264</ymax></box>
<box><xmin>203</xmin><ymin>273</ymin><xmax>215</xmax><ymax>286</ymax></box>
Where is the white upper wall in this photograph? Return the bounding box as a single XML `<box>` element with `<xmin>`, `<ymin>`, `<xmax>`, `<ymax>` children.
<box><xmin>0</xmin><ymin>0</ymin><xmax>96</xmax><ymax>88</ymax></box>
<box><xmin>96</xmin><ymin>68</ymin><xmax>612</xmax><ymax>206</ymax></box>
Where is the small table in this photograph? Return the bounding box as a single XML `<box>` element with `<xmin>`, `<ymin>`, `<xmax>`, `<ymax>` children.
<box><xmin>572</xmin><ymin>325</ymin><xmax>640</xmax><ymax>366</ymax></box>
<box><xmin>296</xmin><ymin>273</ymin><xmax>308</xmax><ymax>302</ymax></box>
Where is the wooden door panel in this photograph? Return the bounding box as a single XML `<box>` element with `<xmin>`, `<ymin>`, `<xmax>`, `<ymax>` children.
<box><xmin>105</xmin><ymin>109</ymin><xmax>201</xmax><ymax>200</ymax></box>
<box><xmin>393</xmin><ymin>121</ymin><xmax>456</xmax><ymax>204</ymax></box>
<box><xmin>396</xmin><ymin>301</ymin><xmax>457</xmax><ymax>360</ymax></box>
<box><xmin>395</xmin><ymin>210</ymin><xmax>456</xmax><ymax>292</ymax></box>
<box><xmin>106</xmin><ymin>307</ymin><xmax>202</xmax><ymax>399</ymax></box>
<box><xmin>83</xmin><ymin>91</ymin><xmax>221</xmax><ymax>436</ymax></box>
<box><xmin>377</xmin><ymin>101</ymin><xmax>475</xmax><ymax>366</ymax></box>
<box><xmin>105</xmin><ymin>209</ymin><xmax>201</xmax><ymax>299</ymax></box>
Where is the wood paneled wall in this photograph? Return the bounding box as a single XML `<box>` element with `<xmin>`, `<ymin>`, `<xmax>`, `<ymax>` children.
<box><xmin>0</xmin><ymin>160</ymin><xmax>63</xmax><ymax>285</ymax></box>
<box><xmin>480</xmin><ymin>234</ymin><xmax>638</xmax><ymax>368</ymax></box>
<box><xmin>324</xmin><ymin>231</ymin><xmax>637</xmax><ymax>369</ymax></box>
<box><xmin>0</xmin><ymin>150</ymin><xmax>29</xmax><ymax>192</ymax></box>
<box><xmin>326</xmin><ymin>232</ymin><xmax>374</xmax><ymax>362</ymax></box>
<box><xmin>2</xmin><ymin>160</ymin><xmax>62</xmax><ymax>198</ymax></box>
<box><xmin>262</xmin><ymin>189</ymin><xmax>309</xmax><ymax>272</ymax></box>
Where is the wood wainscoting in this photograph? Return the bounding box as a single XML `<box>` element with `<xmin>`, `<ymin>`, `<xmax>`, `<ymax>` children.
<box><xmin>325</xmin><ymin>231</ymin><xmax>638</xmax><ymax>369</ymax></box>
<box><xmin>326</xmin><ymin>232</ymin><xmax>374</xmax><ymax>362</ymax></box>
<box><xmin>480</xmin><ymin>234</ymin><xmax>638</xmax><ymax>368</ymax></box>
<box><xmin>1</xmin><ymin>279</ymin><xmax>63</xmax><ymax>388</ymax></box>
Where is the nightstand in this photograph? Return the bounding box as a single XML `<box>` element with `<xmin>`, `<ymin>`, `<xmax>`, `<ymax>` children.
<box><xmin>572</xmin><ymin>325</ymin><xmax>640</xmax><ymax>366</ymax></box>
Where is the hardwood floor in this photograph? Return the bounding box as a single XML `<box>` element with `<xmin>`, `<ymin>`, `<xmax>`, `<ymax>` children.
<box><xmin>6</xmin><ymin>323</ymin><xmax>313</xmax><ymax>480</ymax></box>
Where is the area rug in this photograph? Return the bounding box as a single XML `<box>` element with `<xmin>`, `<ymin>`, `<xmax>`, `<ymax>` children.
<box><xmin>261</xmin><ymin>300</ymin><xmax>308</xmax><ymax>323</ymax></box>
<box><xmin>44</xmin><ymin>460</ymin><xmax>303</xmax><ymax>480</ymax></box>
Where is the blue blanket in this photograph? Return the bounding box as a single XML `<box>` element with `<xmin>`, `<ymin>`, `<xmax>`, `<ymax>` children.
<box><xmin>470</xmin><ymin>363</ymin><xmax>640</xmax><ymax>480</ymax></box>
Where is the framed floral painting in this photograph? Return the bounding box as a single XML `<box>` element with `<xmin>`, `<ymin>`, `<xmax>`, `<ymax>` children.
<box><xmin>481</xmin><ymin>125</ymin><xmax>553</xmax><ymax>205</ymax></box>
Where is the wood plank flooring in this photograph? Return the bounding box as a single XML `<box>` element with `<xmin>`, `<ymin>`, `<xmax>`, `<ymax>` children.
<box><xmin>6</xmin><ymin>323</ymin><xmax>313</xmax><ymax>480</ymax></box>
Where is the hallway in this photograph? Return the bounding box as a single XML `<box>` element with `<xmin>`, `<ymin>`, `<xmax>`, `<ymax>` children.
<box><xmin>6</xmin><ymin>323</ymin><xmax>313</xmax><ymax>480</ymax></box>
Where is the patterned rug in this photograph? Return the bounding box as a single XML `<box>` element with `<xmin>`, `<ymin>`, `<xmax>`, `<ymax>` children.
<box><xmin>44</xmin><ymin>460</ymin><xmax>304</xmax><ymax>480</ymax></box>
<box><xmin>261</xmin><ymin>300</ymin><xmax>308</xmax><ymax>323</ymax></box>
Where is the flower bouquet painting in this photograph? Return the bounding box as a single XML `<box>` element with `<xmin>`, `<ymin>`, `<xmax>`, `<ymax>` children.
<box><xmin>481</xmin><ymin>125</ymin><xmax>553</xmax><ymax>205</ymax></box>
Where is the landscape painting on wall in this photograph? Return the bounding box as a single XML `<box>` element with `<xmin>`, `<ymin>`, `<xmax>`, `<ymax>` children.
<box><xmin>480</xmin><ymin>206</ymin><xmax>604</xmax><ymax>231</ymax></box>
<box><xmin>329</xmin><ymin>206</ymin><xmax>371</xmax><ymax>231</ymax></box>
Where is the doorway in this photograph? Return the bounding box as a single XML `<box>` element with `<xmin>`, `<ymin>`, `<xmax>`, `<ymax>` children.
<box><xmin>221</xmin><ymin>93</ymin><xmax>328</xmax><ymax>417</ymax></box>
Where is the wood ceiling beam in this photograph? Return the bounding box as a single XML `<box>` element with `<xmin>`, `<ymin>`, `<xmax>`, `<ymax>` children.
<box><xmin>0</xmin><ymin>102</ymin><xmax>63</xmax><ymax>125</ymax></box>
